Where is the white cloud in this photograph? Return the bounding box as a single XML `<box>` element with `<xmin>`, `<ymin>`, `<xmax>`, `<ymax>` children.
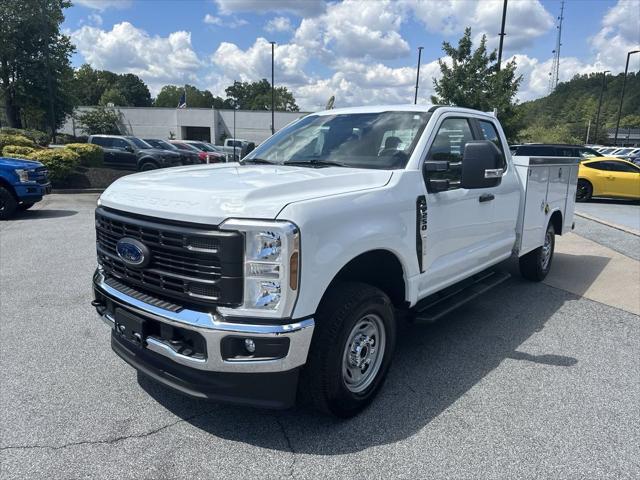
<box><xmin>88</xmin><ymin>13</ymin><xmax>103</xmax><ymax>26</ymax></box>
<box><xmin>212</xmin><ymin>37</ymin><xmax>309</xmax><ymax>85</ymax></box>
<box><xmin>204</xmin><ymin>13</ymin><xmax>248</xmax><ymax>28</ymax></box>
<box><xmin>215</xmin><ymin>0</ymin><xmax>326</xmax><ymax>16</ymax></box>
<box><xmin>265</xmin><ymin>16</ymin><xmax>293</xmax><ymax>33</ymax></box>
<box><xmin>71</xmin><ymin>22</ymin><xmax>203</xmax><ymax>94</ymax></box>
<box><xmin>292</xmin><ymin>0</ymin><xmax>410</xmax><ymax>60</ymax></box>
<box><xmin>590</xmin><ymin>0</ymin><xmax>640</xmax><ymax>72</ymax></box>
<box><xmin>73</xmin><ymin>0</ymin><xmax>131</xmax><ymax>11</ymax></box>
<box><xmin>407</xmin><ymin>0</ymin><xmax>554</xmax><ymax>51</ymax></box>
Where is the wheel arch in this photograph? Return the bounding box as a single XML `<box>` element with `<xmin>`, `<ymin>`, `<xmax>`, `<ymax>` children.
<box><xmin>137</xmin><ymin>157</ymin><xmax>160</xmax><ymax>169</ymax></box>
<box><xmin>319</xmin><ymin>249</ymin><xmax>408</xmax><ymax>311</ymax></box>
<box><xmin>549</xmin><ymin>209</ymin><xmax>563</xmax><ymax>235</ymax></box>
<box><xmin>0</xmin><ymin>178</ymin><xmax>18</xmax><ymax>199</ymax></box>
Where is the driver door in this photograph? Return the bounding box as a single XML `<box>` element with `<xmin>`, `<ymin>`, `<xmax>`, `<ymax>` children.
<box><xmin>417</xmin><ymin>115</ymin><xmax>510</xmax><ymax>296</ymax></box>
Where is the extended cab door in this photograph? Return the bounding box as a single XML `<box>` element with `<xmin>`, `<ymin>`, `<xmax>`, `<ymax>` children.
<box><xmin>417</xmin><ymin>114</ymin><xmax>519</xmax><ymax>295</ymax></box>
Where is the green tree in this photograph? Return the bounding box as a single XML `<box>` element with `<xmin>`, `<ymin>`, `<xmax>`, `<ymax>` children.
<box><xmin>515</xmin><ymin>123</ymin><xmax>580</xmax><ymax>144</ymax></box>
<box><xmin>70</xmin><ymin>65</ymin><xmax>151</xmax><ymax>107</ymax></box>
<box><xmin>431</xmin><ymin>28</ymin><xmax>522</xmax><ymax>139</ymax></box>
<box><xmin>0</xmin><ymin>0</ymin><xmax>75</xmax><ymax>133</ymax></box>
<box><xmin>99</xmin><ymin>87</ymin><xmax>127</xmax><ymax>106</ymax></box>
<box><xmin>225</xmin><ymin>79</ymin><xmax>299</xmax><ymax>111</ymax></box>
<box><xmin>76</xmin><ymin>106</ymin><xmax>122</xmax><ymax>135</ymax></box>
<box><xmin>153</xmin><ymin>84</ymin><xmax>229</xmax><ymax>108</ymax></box>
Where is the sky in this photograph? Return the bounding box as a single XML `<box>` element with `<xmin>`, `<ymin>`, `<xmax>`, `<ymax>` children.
<box><xmin>63</xmin><ymin>0</ymin><xmax>640</xmax><ymax>111</ymax></box>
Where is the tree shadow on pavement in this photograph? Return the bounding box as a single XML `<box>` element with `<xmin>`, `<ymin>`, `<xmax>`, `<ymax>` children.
<box><xmin>139</xmin><ymin>259</ymin><xmax>602</xmax><ymax>456</ymax></box>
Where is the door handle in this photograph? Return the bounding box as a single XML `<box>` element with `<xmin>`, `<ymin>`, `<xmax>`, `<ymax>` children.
<box><xmin>479</xmin><ymin>193</ymin><xmax>495</xmax><ymax>203</ymax></box>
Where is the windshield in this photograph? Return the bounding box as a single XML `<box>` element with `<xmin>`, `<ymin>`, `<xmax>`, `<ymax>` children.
<box><xmin>144</xmin><ymin>139</ymin><xmax>171</xmax><ymax>150</ymax></box>
<box><xmin>245</xmin><ymin>111</ymin><xmax>431</xmax><ymax>169</ymax></box>
<box><xmin>616</xmin><ymin>148</ymin><xmax>633</xmax><ymax>155</ymax></box>
<box><xmin>129</xmin><ymin>137</ymin><xmax>152</xmax><ymax>149</ymax></box>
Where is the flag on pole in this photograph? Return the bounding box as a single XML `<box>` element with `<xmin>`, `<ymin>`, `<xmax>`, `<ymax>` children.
<box><xmin>177</xmin><ymin>88</ymin><xmax>187</xmax><ymax>109</ymax></box>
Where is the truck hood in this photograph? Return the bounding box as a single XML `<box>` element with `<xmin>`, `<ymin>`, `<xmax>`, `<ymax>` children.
<box><xmin>99</xmin><ymin>163</ymin><xmax>393</xmax><ymax>225</ymax></box>
<box><xmin>0</xmin><ymin>157</ymin><xmax>44</xmax><ymax>169</ymax></box>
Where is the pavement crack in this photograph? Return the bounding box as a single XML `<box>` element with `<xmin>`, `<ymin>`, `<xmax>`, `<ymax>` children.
<box><xmin>274</xmin><ymin>415</ymin><xmax>296</xmax><ymax>478</ymax></box>
<box><xmin>0</xmin><ymin>410</ymin><xmax>215</xmax><ymax>453</ymax></box>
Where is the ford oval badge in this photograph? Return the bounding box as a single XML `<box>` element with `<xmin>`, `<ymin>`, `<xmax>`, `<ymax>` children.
<box><xmin>116</xmin><ymin>238</ymin><xmax>149</xmax><ymax>267</ymax></box>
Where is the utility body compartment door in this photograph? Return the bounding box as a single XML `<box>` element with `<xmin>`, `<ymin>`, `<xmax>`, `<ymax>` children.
<box><xmin>514</xmin><ymin>156</ymin><xmax>579</xmax><ymax>256</ymax></box>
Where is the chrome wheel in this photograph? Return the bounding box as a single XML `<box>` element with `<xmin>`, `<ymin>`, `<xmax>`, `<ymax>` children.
<box><xmin>541</xmin><ymin>230</ymin><xmax>553</xmax><ymax>270</ymax></box>
<box><xmin>342</xmin><ymin>313</ymin><xmax>386</xmax><ymax>393</ymax></box>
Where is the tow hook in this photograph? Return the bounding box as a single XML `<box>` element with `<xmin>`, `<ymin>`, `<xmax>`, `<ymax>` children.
<box><xmin>91</xmin><ymin>299</ymin><xmax>107</xmax><ymax>316</ymax></box>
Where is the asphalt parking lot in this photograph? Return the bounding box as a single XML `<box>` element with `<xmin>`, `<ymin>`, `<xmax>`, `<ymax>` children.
<box><xmin>1</xmin><ymin>194</ymin><xmax>639</xmax><ymax>480</ymax></box>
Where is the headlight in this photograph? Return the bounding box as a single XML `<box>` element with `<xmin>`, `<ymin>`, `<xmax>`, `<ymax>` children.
<box><xmin>219</xmin><ymin>219</ymin><xmax>300</xmax><ymax>319</ymax></box>
<box><xmin>14</xmin><ymin>169</ymin><xmax>31</xmax><ymax>183</ymax></box>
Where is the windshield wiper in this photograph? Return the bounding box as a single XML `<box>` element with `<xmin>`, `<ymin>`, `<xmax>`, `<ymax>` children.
<box><xmin>284</xmin><ymin>159</ymin><xmax>348</xmax><ymax>168</ymax></box>
<box><xmin>241</xmin><ymin>158</ymin><xmax>276</xmax><ymax>165</ymax></box>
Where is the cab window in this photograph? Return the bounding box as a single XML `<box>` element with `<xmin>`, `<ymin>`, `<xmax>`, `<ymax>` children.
<box><xmin>111</xmin><ymin>138</ymin><xmax>129</xmax><ymax>150</ymax></box>
<box><xmin>607</xmin><ymin>161</ymin><xmax>640</xmax><ymax>173</ymax></box>
<box><xmin>426</xmin><ymin>117</ymin><xmax>475</xmax><ymax>190</ymax></box>
<box><xmin>478</xmin><ymin>120</ymin><xmax>506</xmax><ymax>168</ymax></box>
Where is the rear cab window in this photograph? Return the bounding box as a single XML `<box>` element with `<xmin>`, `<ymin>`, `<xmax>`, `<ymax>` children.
<box><xmin>477</xmin><ymin>120</ymin><xmax>506</xmax><ymax>169</ymax></box>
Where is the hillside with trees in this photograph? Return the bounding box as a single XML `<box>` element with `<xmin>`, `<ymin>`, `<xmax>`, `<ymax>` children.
<box><xmin>515</xmin><ymin>72</ymin><xmax>640</xmax><ymax>144</ymax></box>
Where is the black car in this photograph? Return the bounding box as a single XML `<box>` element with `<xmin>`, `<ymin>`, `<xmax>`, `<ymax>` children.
<box><xmin>88</xmin><ymin>135</ymin><xmax>183</xmax><ymax>171</ymax></box>
<box><xmin>510</xmin><ymin>144</ymin><xmax>603</xmax><ymax>159</ymax></box>
<box><xmin>143</xmin><ymin>138</ymin><xmax>200</xmax><ymax>165</ymax></box>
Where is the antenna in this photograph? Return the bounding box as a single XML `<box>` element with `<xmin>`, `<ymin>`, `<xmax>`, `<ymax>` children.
<box><xmin>548</xmin><ymin>0</ymin><xmax>565</xmax><ymax>93</ymax></box>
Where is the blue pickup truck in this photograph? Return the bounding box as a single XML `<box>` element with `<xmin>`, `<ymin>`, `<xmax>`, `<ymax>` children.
<box><xmin>0</xmin><ymin>157</ymin><xmax>51</xmax><ymax>220</ymax></box>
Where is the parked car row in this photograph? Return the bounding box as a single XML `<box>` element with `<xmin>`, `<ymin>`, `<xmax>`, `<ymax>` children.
<box><xmin>87</xmin><ymin>135</ymin><xmax>241</xmax><ymax>171</ymax></box>
<box><xmin>510</xmin><ymin>143</ymin><xmax>639</xmax><ymax>202</ymax></box>
<box><xmin>591</xmin><ymin>145</ymin><xmax>640</xmax><ymax>164</ymax></box>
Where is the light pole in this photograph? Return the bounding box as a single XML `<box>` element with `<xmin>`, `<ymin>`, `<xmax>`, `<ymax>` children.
<box><xmin>594</xmin><ymin>70</ymin><xmax>610</xmax><ymax>143</ymax></box>
<box><xmin>614</xmin><ymin>49</ymin><xmax>640</xmax><ymax>146</ymax></box>
<box><xmin>270</xmin><ymin>41</ymin><xmax>276</xmax><ymax>135</ymax></box>
<box><xmin>414</xmin><ymin>46</ymin><xmax>424</xmax><ymax>104</ymax></box>
<box><xmin>233</xmin><ymin>104</ymin><xmax>237</xmax><ymax>161</ymax></box>
<box><xmin>497</xmin><ymin>0</ymin><xmax>508</xmax><ymax>71</ymax></box>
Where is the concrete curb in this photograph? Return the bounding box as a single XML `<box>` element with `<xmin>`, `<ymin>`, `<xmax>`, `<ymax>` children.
<box><xmin>51</xmin><ymin>188</ymin><xmax>105</xmax><ymax>194</ymax></box>
<box><xmin>575</xmin><ymin>211</ymin><xmax>640</xmax><ymax>237</ymax></box>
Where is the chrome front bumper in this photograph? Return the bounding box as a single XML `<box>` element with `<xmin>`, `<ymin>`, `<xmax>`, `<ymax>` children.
<box><xmin>92</xmin><ymin>270</ymin><xmax>314</xmax><ymax>374</ymax></box>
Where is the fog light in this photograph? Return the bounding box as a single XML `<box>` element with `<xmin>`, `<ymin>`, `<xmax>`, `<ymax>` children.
<box><xmin>244</xmin><ymin>338</ymin><xmax>256</xmax><ymax>354</ymax></box>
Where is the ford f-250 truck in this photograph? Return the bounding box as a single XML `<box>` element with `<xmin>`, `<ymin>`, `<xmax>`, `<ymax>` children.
<box><xmin>91</xmin><ymin>105</ymin><xmax>579</xmax><ymax>417</ymax></box>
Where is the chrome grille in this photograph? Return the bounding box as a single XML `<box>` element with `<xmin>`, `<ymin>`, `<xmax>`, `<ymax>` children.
<box><xmin>95</xmin><ymin>207</ymin><xmax>243</xmax><ymax>307</ymax></box>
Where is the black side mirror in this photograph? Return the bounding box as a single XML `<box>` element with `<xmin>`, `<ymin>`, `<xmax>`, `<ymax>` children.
<box><xmin>460</xmin><ymin>141</ymin><xmax>503</xmax><ymax>189</ymax></box>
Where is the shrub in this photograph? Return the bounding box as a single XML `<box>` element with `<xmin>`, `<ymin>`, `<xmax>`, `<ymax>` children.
<box><xmin>0</xmin><ymin>127</ymin><xmax>49</xmax><ymax>146</ymax></box>
<box><xmin>2</xmin><ymin>145</ymin><xmax>36</xmax><ymax>157</ymax></box>
<box><xmin>29</xmin><ymin>148</ymin><xmax>80</xmax><ymax>182</ymax></box>
<box><xmin>56</xmin><ymin>133</ymin><xmax>88</xmax><ymax>145</ymax></box>
<box><xmin>0</xmin><ymin>134</ymin><xmax>36</xmax><ymax>151</ymax></box>
<box><xmin>64</xmin><ymin>143</ymin><xmax>104</xmax><ymax>167</ymax></box>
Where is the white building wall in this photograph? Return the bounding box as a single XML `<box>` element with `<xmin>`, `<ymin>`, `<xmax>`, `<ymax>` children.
<box><xmin>60</xmin><ymin>107</ymin><xmax>308</xmax><ymax>145</ymax></box>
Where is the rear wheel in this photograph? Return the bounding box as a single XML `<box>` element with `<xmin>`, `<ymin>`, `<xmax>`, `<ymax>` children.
<box><xmin>0</xmin><ymin>187</ymin><xmax>17</xmax><ymax>220</ymax></box>
<box><xmin>519</xmin><ymin>222</ymin><xmax>555</xmax><ymax>281</ymax></box>
<box><xmin>576</xmin><ymin>179</ymin><xmax>592</xmax><ymax>202</ymax></box>
<box><xmin>300</xmin><ymin>282</ymin><xmax>396</xmax><ymax>417</ymax></box>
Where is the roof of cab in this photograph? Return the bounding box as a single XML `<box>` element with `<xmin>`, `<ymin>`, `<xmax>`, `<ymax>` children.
<box><xmin>310</xmin><ymin>104</ymin><xmax>496</xmax><ymax>118</ymax></box>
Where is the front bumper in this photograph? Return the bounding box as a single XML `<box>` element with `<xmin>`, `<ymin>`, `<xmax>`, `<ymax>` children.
<box><xmin>14</xmin><ymin>182</ymin><xmax>51</xmax><ymax>201</ymax></box>
<box><xmin>92</xmin><ymin>270</ymin><xmax>314</xmax><ymax>406</ymax></box>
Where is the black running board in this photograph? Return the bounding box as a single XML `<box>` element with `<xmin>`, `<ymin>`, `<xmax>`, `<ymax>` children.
<box><xmin>412</xmin><ymin>269</ymin><xmax>511</xmax><ymax>323</ymax></box>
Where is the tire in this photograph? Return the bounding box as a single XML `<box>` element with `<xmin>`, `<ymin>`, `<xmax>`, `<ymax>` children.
<box><xmin>140</xmin><ymin>161</ymin><xmax>159</xmax><ymax>171</ymax></box>
<box><xmin>18</xmin><ymin>202</ymin><xmax>35</xmax><ymax>211</ymax></box>
<box><xmin>0</xmin><ymin>187</ymin><xmax>17</xmax><ymax>220</ymax></box>
<box><xmin>576</xmin><ymin>179</ymin><xmax>592</xmax><ymax>202</ymax></box>
<box><xmin>300</xmin><ymin>282</ymin><xmax>396</xmax><ymax>418</ymax></box>
<box><xmin>519</xmin><ymin>222</ymin><xmax>555</xmax><ymax>281</ymax></box>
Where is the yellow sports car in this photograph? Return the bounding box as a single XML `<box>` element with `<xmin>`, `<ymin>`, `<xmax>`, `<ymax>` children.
<box><xmin>577</xmin><ymin>158</ymin><xmax>640</xmax><ymax>201</ymax></box>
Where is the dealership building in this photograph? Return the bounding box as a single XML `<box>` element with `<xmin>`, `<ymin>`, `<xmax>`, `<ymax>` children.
<box><xmin>59</xmin><ymin>106</ymin><xmax>309</xmax><ymax>145</ymax></box>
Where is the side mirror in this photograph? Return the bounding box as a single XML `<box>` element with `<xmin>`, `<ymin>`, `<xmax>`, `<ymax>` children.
<box><xmin>460</xmin><ymin>141</ymin><xmax>504</xmax><ymax>189</ymax></box>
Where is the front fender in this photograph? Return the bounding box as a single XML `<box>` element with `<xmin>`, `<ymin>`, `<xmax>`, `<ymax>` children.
<box><xmin>278</xmin><ymin>172</ymin><xmax>422</xmax><ymax>318</ymax></box>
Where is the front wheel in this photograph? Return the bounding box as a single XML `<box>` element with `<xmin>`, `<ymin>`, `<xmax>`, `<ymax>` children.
<box><xmin>18</xmin><ymin>202</ymin><xmax>35</xmax><ymax>211</ymax></box>
<box><xmin>519</xmin><ymin>222</ymin><xmax>555</xmax><ymax>281</ymax></box>
<box><xmin>0</xmin><ymin>187</ymin><xmax>17</xmax><ymax>220</ymax></box>
<box><xmin>300</xmin><ymin>282</ymin><xmax>396</xmax><ymax>417</ymax></box>
<box><xmin>140</xmin><ymin>161</ymin><xmax>159</xmax><ymax>171</ymax></box>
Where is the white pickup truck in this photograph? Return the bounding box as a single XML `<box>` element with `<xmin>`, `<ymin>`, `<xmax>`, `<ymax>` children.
<box><xmin>91</xmin><ymin>105</ymin><xmax>579</xmax><ymax>417</ymax></box>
